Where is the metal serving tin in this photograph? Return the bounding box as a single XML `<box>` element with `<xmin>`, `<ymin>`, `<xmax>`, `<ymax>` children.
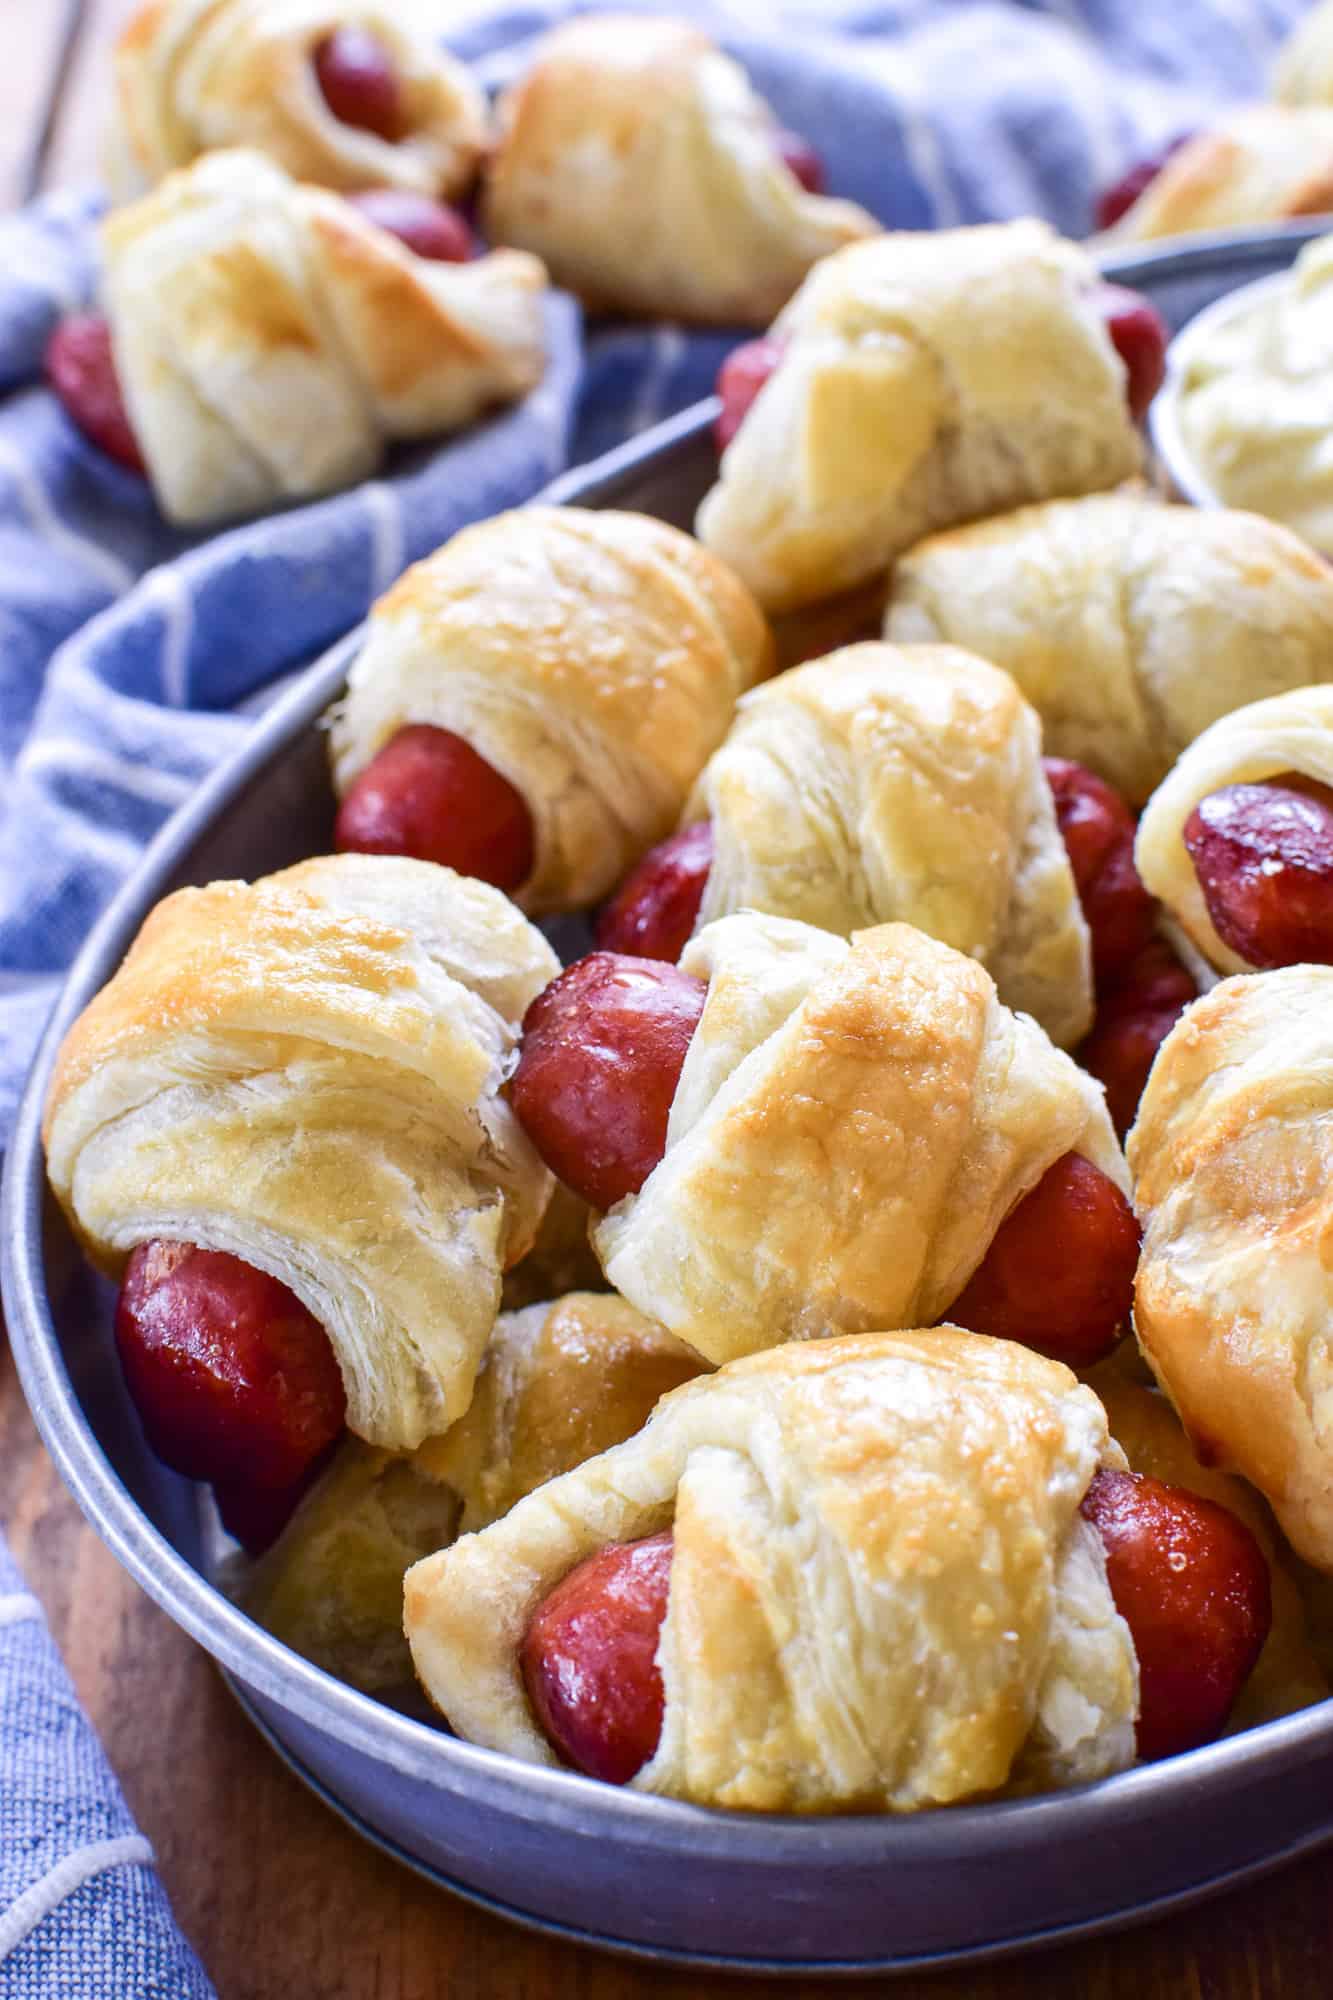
<box><xmin>5</xmin><ymin>226</ymin><xmax>1333</xmax><ymax>1978</ymax></box>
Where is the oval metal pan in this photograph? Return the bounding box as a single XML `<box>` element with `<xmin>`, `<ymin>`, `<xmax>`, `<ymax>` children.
<box><xmin>5</xmin><ymin>223</ymin><xmax>1333</xmax><ymax>1975</ymax></box>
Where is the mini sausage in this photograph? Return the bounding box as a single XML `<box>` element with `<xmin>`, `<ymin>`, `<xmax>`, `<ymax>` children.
<box><xmin>346</xmin><ymin>190</ymin><xmax>476</xmax><ymax>263</ymax></box>
<box><xmin>1094</xmin><ymin>283</ymin><xmax>1168</xmax><ymax>424</ymax></box>
<box><xmin>334</xmin><ymin>723</ymin><xmax>536</xmax><ymax>892</ymax></box>
<box><xmin>44</xmin><ymin>314</ymin><xmax>146</xmax><ymax>475</ymax></box>
<box><xmin>312</xmin><ymin>27</ymin><xmax>406</xmax><ymax>142</ymax></box>
<box><xmin>520</xmin><ymin>1529</ymin><xmax>673</xmax><ymax>1783</ymax></box>
<box><xmin>1093</xmin><ymin>133</ymin><xmax>1195</xmax><ymax>232</ymax></box>
<box><xmin>714</xmin><ymin>336</ymin><xmax>786</xmax><ymax>452</ymax></box>
<box><xmin>1080</xmin><ymin>1467</ymin><xmax>1271</xmax><ymax>1762</ymax></box>
<box><xmin>115</xmin><ymin>1239</ymin><xmax>347</xmax><ymax>1553</ymax></box>
<box><xmin>1183</xmin><ymin>773</ymin><xmax>1333</xmax><ymax>969</ymax></box>
<box><xmin>1078</xmin><ymin>934</ymin><xmax>1197</xmax><ymax>1138</ymax></box>
<box><xmin>773</xmin><ymin>130</ymin><xmax>826</xmax><ymax>195</ymax></box>
<box><xmin>509</xmin><ymin>953</ymin><xmax>707</xmax><ymax>1211</ymax></box>
<box><xmin>1045</xmin><ymin>755</ymin><xmax>1155</xmax><ymax>985</ymax></box>
<box><xmin>595</xmin><ymin>822</ymin><xmax>715</xmax><ymax>963</ymax></box>
<box><xmin>944</xmin><ymin>1151</ymin><xmax>1140</xmax><ymax>1368</ymax></box>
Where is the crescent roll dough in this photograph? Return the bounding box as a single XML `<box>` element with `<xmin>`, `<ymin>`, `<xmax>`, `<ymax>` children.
<box><xmin>1276</xmin><ymin>2</ymin><xmax>1333</xmax><ymax>104</ymax></box>
<box><xmin>1129</xmin><ymin>967</ymin><xmax>1333</xmax><ymax>1572</ymax></box>
<box><xmin>593</xmin><ymin>915</ymin><xmax>1125</xmax><ymax>1366</ymax></box>
<box><xmin>43</xmin><ymin>854</ymin><xmax>559</xmax><ymax>1450</ymax></box>
<box><xmin>246</xmin><ymin>1291</ymin><xmax>703</xmax><ymax>1689</ymax></box>
<box><xmin>328</xmin><ymin>506</ymin><xmax>774</xmax><ymax>914</ymax></box>
<box><xmin>683</xmin><ymin>642</ymin><xmax>1093</xmax><ymax>1049</ymax></box>
<box><xmin>1085</xmin><ymin>1363</ymin><xmax>1328</xmax><ymax>1730</ymax></box>
<box><xmin>694</xmin><ymin>220</ymin><xmax>1142</xmax><ymax>614</ymax></box>
<box><xmin>482</xmin><ymin>14</ymin><xmax>876</xmax><ymax>326</ymax></box>
<box><xmin>885</xmin><ymin>493</ymin><xmax>1333</xmax><ymax>807</ymax></box>
<box><xmin>1135</xmin><ymin>684</ymin><xmax>1333</xmax><ymax>973</ymax></box>
<box><xmin>108</xmin><ymin>0</ymin><xmax>487</xmax><ymax>200</ymax></box>
<box><xmin>1099</xmin><ymin>108</ymin><xmax>1333</xmax><ymax>241</ymax></box>
<box><xmin>100</xmin><ymin>148</ymin><xmax>547</xmax><ymax>527</ymax></box>
<box><xmin>405</xmin><ymin>1329</ymin><xmax>1138</xmax><ymax>1810</ymax></box>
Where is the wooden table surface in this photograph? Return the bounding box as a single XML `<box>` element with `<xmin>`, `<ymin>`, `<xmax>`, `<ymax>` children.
<box><xmin>6</xmin><ymin>4</ymin><xmax>1333</xmax><ymax>1995</ymax></box>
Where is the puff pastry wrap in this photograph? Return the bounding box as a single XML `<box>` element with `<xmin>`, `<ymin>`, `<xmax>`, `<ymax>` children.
<box><xmin>246</xmin><ymin>1292</ymin><xmax>704</xmax><ymax>1690</ymax></box>
<box><xmin>328</xmin><ymin>506</ymin><xmax>774</xmax><ymax>914</ymax></box>
<box><xmin>1129</xmin><ymin>966</ymin><xmax>1333</xmax><ymax>1572</ymax></box>
<box><xmin>681</xmin><ymin>641</ymin><xmax>1093</xmax><ymax>1049</ymax></box>
<box><xmin>1098</xmin><ymin>108</ymin><xmax>1333</xmax><ymax>242</ymax></box>
<box><xmin>100</xmin><ymin>148</ymin><xmax>547</xmax><ymax>527</ymax></box>
<box><xmin>482</xmin><ymin>13</ymin><xmax>876</xmax><ymax>326</ymax></box>
<box><xmin>42</xmin><ymin>854</ymin><xmax>559</xmax><ymax>1450</ymax></box>
<box><xmin>885</xmin><ymin>493</ymin><xmax>1333</xmax><ymax>807</ymax></box>
<box><xmin>406</xmin><ymin>1329</ymin><xmax>1139</xmax><ymax>1810</ymax></box>
<box><xmin>1084</xmin><ymin>1358</ymin><xmax>1328</xmax><ymax>1731</ymax></box>
<box><xmin>1134</xmin><ymin>684</ymin><xmax>1333</xmax><ymax>973</ymax></box>
<box><xmin>107</xmin><ymin>0</ymin><xmax>487</xmax><ymax>200</ymax></box>
<box><xmin>1275</xmin><ymin>2</ymin><xmax>1333</xmax><ymax>105</ymax></box>
<box><xmin>593</xmin><ymin>914</ymin><xmax>1126</xmax><ymax>1367</ymax></box>
<box><xmin>694</xmin><ymin>220</ymin><xmax>1143</xmax><ymax>615</ymax></box>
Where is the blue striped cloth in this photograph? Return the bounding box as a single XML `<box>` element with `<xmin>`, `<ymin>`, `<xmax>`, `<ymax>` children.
<box><xmin>0</xmin><ymin>3</ymin><xmax>1312</xmax><ymax>1992</ymax></box>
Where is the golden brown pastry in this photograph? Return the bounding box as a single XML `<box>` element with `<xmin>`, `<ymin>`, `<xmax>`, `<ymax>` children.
<box><xmin>1135</xmin><ymin>684</ymin><xmax>1333</xmax><ymax>972</ymax></box>
<box><xmin>1086</xmin><ymin>1363</ymin><xmax>1328</xmax><ymax>1730</ymax></box>
<box><xmin>500</xmin><ymin>1180</ymin><xmax>603</xmax><ymax>1311</ymax></box>
<box><xmin>885</xmin><ymin>492</ymin><xmax>1333</xmax><ymax>807</ymax></box>
<box><xmin>1099</xmin><ymin>107</ymin><xmax>1333</xmax><ymax>241</ymax></box>
<box><xmin>405</xmin><ymin>1329</ymin><xmax>1138</xmax><ymax>1810</ymax></box>
<box><xmin>1129</xmin><ymin>966</ymin><xmax>1333</xmax><ymax>1571</ymax></box>
<box><xmin>593</xmin><ymin>914</ymin><xmax>1124</xmax><ymax>1366</ymax></box>
<box><xmin>328</xmin><ymin>506</ymin><xmax>774</xmax><ymax>915</ymax></box>
<box><xmin>43</xmin><ymin>854</ymin><xmax>559</xmax><ymax>1449</ymax></box>
<box><xmin>246</xmin><ymin>1292</ymin><xmax>704</xmax><ymax>1689</ymax></box>
<box><xmin>683</xmin><ymin>642</ymin><xmax>1093</xmax><ymax>1048</ymax></box>
<box><xmin>481</xmin><ymin>13</ymin><xmax>876</xmax><ymax>325</ymax></box>
<box><xmin>694</xmin><ymin>220</ymin><xmax>1142</xmax><ymax>614</ymax></box>
<box><xmin>107</xmin><ymin>0</ymin><xmax>487</xmax><ymax>200</ymax></box>
<box><xmin>101</xmin><ymin>148</ymin><xmax>547</xmax><ymax>526</ymax></box>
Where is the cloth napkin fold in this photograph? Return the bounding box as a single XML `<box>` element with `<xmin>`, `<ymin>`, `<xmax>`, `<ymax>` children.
<box><xmin>0</xmin><ymin>3</ymin><xmax>1311</xmax><ymax>1993</ymax></box>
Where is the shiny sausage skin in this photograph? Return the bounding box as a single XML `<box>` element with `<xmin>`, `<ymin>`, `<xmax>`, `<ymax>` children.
<box><xmin>346</xmin><ymin>190</ymin><xmax>476</xmax><ymax>262</ymax></box>
<box><xmin>595</xmin><ymin>823</ymin><xmax>714</xmax><ymax>963</ymax></box>
<box><xmin>521</xmin><ymin>1529</ymin><xmax>673</xmax><ymax>1783</ymax></box>
<box><xmin>943</xmin><ymin>1151</ymin><xmax>1140</xmax><ymax>1368</ymax></box>
<box><xmin>1095</xmin><ymin>282</ymin><xmax>1168</xmax><ymax>425</ymax></box>
<box><xmin>115</xmin><ymin>1240</ymin><xmax>347</xmax><ymax>1554</ymax></box>
<box><xmin>1081</xmin><ymin>1467</ymin><xmax>1271</xmax><ymax>1762</ymax></box>
<box><xmin>509</xmin><ymin>953</ymin><xmax>707</xmax><ymax>1211</ymax></box>
<box><xmin>44</xmin><ymin>314</ymin><xmax>146</xmax><ymax>474</ymax></box>
<box><xmin>1044</xmin><ymin>756</ymin><xmax>1155</xmax><ymax>986</ymax></box>
<box><xmin>773</xmin><ymin>130</ymin><xmax>825</xmax><ymax>194</ymax></box>
<box><xmin>312</xmin><ymin>27</ymin><xmax>405</xmax><ymax>141</ymax></box>
<box><xmin>334</xmin><ymin>724</ymin><xmax>535</xmax><ymax>893</ymax></box>
<box><xmin>1078</xmin><ymin>935</ymin><xmax>1197</xmax><ymax>1138</ymax></box>
<box><xmin>714</xmin><ymin>337</ymin><xmax>785</xmax><ymax>452</ymax></box>
<box><xmin>1183</xmin><ymin>773</ymin><xmax>1333</xmax><ymax>969</ymax></box>
<box><xmin>1094</xmin><ymin>133</ymin><xmax>1195</xmax><ymax>232</ymax></box>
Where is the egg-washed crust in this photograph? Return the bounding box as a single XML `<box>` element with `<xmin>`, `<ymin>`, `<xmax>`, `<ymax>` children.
<box><xmin>406</xmin><ymin>1327</ymin><xmax>1137</xmax><ymax>1812</ymax></box>
<box><xmin>43</xmin><ymin>854</ymin><xmax>558</xmax><ymax>1450</ymax></box>
<box><xmin>328</xmin><ymin>506</ymin><xmax>774</xmax><ymax>915</ymax></box>
<box><xmin>594</xmin><ymin>915</ymin><xmax>1125</xmax><ymax>1366</ymax></box>
<box><xmin>685</xmin><ymin>641</ymin><xmax>1093</xmax><ymax>1048</ymax></box>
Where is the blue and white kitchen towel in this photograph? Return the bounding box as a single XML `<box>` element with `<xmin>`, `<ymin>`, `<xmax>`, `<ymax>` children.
<box><xmin>0</xmin><ymin>2</ymin><xmax>1312</xmax><ymax>1992</ymax></box>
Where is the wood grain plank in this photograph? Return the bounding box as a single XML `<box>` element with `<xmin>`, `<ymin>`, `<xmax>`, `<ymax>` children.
<box><xmin>4</xmin><ymin>1325</ymin><xmax>1333</xmax><ymax>1999</ymax></box>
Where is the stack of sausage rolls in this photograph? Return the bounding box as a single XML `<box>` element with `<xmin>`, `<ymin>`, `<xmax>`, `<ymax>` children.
<box><xmin>41</xmin><ymin>83</ymin><xmax>1333</xmax><ymax>1817</ymax></box>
